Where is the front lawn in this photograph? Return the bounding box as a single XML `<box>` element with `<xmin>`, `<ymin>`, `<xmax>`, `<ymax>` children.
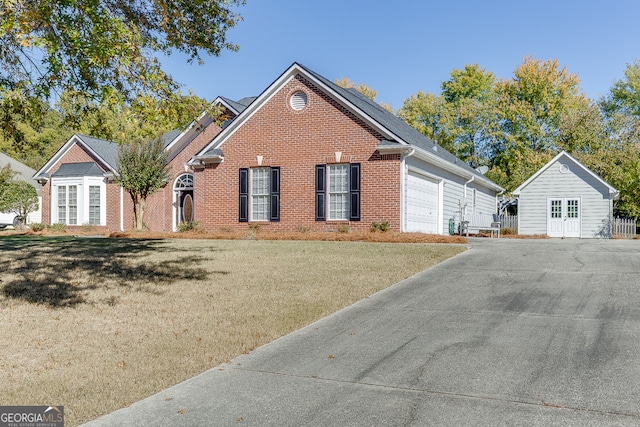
<box><xmin>0</xmin><ymin>235</ymin><xmax>465</xmax><ymax>426</ymax></box>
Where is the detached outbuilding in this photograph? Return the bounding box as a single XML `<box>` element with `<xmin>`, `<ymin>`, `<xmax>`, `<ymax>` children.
<box><xmin>512</xmin><ymin>151</ymin><xmax>619</xmax><ymax>238</ymax></box>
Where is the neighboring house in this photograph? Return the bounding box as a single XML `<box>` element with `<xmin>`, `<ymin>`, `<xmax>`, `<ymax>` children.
<box><xmin>0</xmin><ymin>152</ymin><xmax>42</xmax><ymax>225</ymax></box>
<box><xmin>512</xmin><ymin>151</ymin><xmax>619</xmax><ymax>238</ymax></box>
<box><xmin>189</xmin><ymin>62</ymin><xmax>503</xmax><ymax>234</ymax></box>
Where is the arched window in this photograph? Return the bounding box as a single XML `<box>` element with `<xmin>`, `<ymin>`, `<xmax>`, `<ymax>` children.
<box><xmin>174</xmin><ymin>173</ymin><xmax>194</xmax><ymax>190</ymax></box>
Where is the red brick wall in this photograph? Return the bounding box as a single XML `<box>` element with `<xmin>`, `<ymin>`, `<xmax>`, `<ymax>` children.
<box><xmin>143</xmin><ymin>121</ymin><xmax>222</xmax><ymax>231</ymax></box>
<box><xmin>40</xmin><ymin>142</ymin><xmax>124</xmax><ymax>229</ymax></box>
<box><xmin>194</xmin><ymin>74</ymin><xmax>402</xmax><ymax>232</ymax></box>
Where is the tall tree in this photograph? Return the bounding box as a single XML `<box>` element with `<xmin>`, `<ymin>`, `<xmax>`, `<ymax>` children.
<box><xmin>399</xmin><ymin>65</ymin><xmax>498</xmax><ymax>167</ymax></box>
<box><xmin>488</xmin><ymin>57</ymin><xmax>587</xmax><ymax>190</ymax></box>
<box><xmin>116</xmin><ymin>137</ymin><xmax>170</xmax><ymax>230</ymax></box>
<box><xmin>335</xmin><ymin>77</ymin><xmax>392</xmax><ymax>111</ymax></box>
<box><xmin>595</xmin><ymin>60</ymin><xmax>640</xmax><ymax>218</ymax></box>
<box><xmin>0</xmin><ymin>0</ymin><xmax>244</xmax><ymax>131</ymax></box>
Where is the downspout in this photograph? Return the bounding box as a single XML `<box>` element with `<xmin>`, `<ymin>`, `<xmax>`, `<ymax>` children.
<box><xmin>120</xmin><ymin>186</ymin><xmax>124</xmax><ymax>232</ymax></box>
<box><xmin>401</xmin><ymin>148</ymin><xmax>416</xmax><ymax>232</ymax></box>
<box><xmin>463</xmin><ymin>176</ymin><xmax>474</xmax><ymax>216</ymax></box>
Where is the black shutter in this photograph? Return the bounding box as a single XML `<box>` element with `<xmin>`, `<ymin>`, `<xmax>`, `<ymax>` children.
<box><xmin>349</xmin><ymin>163</ymin><xmax>361</xmax><ymax>221</ymax></box>
<box><xmin>239</xmin><ymin>168</ymin><xmax>248</xmax><ymax>222</ymax></box>
<box><xmin>315</xmin><ymin>164</ymin><xmax>326</xmax><ymax>221</ymax></box>
<box><xmin>270</xmin><ymin>167</ymin><xmax>280</xmax><ymax>222</ymax></box>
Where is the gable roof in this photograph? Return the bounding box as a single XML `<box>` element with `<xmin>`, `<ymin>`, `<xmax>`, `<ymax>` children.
<box><xmin>512</xmin><ymin>151</ymin><xmax>619</xmax><ymax>197</ymax></box>
<box><xmin>33</xmin><ymin>134</ymin><xmax>119</xmax><ymax>181</ymax></box>
<box><xmin>35</xmin><ymin>129</ymin><xmax>183</xmax><ymax>181</ymax></box>
<box><xmin>193</xmin><ymin>62</ymin><xmax>502</xmax><ymax>191</ymax></box>
<box><xmin>218</xmin><ymin>96</ymin><xmax>257</xmax><ymax>115</ymax></box>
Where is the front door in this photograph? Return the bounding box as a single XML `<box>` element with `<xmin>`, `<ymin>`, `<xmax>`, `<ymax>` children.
<box><xmin>547</xmin><ymin>198</ymin><xmax>580</xmax><ymax>238</ymax></box>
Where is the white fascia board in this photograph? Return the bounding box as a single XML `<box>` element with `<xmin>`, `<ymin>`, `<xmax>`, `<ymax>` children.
<box><xmin>165</xmin><ymin>100</ymin><xmax>221</xmax><ymax>153</ymax></box>
<box><xmin>33</xmin><ymin>134</ymin><xmax>79</xmax><ymax>178</ymax></box>
<box><xmin>411</xmin><ymin>146</ymin><xmax>504</xmax><ymax>192</ymax></box>
<box><xmin>34</xmin><ymin>134</ymin><xmax>114</xmax><ymax>178</ymax></box>
<box><xmin>512</xmin><ymin>151</ymin><xmax>618</xmax><ymax>196</ymax></box>
<box><xmin>214</xmin><ymin>96</ymin><xmax>240</xmax><ymax>115</ymax></box>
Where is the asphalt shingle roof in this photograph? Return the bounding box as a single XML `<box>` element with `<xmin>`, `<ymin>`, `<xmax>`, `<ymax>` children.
<box><xmin>51</xmin><ymin>162</ymin><xmax>105</xmax><ymax>177</ymax></box>
<box><xmin>75</xmin><ymin>134</ymin><xmax>120</xmax><ymax>170</ymax></box>
<box><xmin>298</xmin><ymin>64</ymin><xmax>484</xmax><ymax>178</ymax></box>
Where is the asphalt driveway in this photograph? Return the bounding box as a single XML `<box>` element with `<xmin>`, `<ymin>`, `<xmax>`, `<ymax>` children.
<box><xmin>84</xmin><ymin>238</ymin><xmax>640</xmax><ymax>426</ymax></box>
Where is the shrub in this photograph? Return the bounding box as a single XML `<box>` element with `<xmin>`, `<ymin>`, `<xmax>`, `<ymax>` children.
<box><xmin>47</xmin><ymin>223</ymin><xmax>67</xmax><ymax>232</ymax></box>
<box><xmin>336</xmin><ymin>224</ymin><xmax>350</xmax><ymax>233</ymax></box>
<box><xmin>177</xmin><ymin>221</ymin><xmax>200</xmax><ymax>232</ymax></box>
<box><xmin>501</xmin><ymin>227</ymin><xmax>516</xmax><ymax>235</ymax></box>
<box><xmin>371</xmin><ymin>221</ymin><xmax>390</xmax><ymax>232</ymax></box>
<box><xmin>30</xmin><ymin>222</ymin><xmax>46</xmax><ymax>232</ymax></box>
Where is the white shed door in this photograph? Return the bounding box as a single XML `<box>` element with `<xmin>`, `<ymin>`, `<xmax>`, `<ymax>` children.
<box><xmin>405</xmin><ymin>171</ymin><xmax>439</xmax><ymax>233</ymax></box>
<box><xmin>547</xmin><ymin>198</ymin><xmax>580</xmax><ymax>238</ymax></box>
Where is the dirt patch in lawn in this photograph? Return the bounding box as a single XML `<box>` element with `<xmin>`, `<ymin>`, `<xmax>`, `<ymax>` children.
<box><xmin>0</xmin><ymin>235</ymin><xmax>466</xmax><ymax>426</ymax></box>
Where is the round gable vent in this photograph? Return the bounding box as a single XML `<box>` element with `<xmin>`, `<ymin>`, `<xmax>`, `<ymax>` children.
<box><xmin>290</xmin><ymin>91</ymin><xmax>308</xmax><ymax>110</ymax></box>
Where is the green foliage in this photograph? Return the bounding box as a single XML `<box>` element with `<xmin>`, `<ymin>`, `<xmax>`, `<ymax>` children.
<box><xmin>371</xmin><ymin>221</ymin><xmax>390</xmax><ymax>232</ymax></box>
<box><xmin>47</xmin><ymin>223</ymin><xmax>67</xmax><ymax>232</ymax></box>
<box><xmin>30</xmin><ymin>223</ymin><xmax>46</xmax><ymax>232</ymax></box>
<box><xmin>0</xmin><ymin>180</ymin><xmax>38</xmax><ymax>224</ymax></box>
<box><xmin>399</xmin><ymin>65</ymin><xmax>499</xmax><ymax>167</ymax></box>
<box><xmin>0</xmin><ymin>164</ymin><xmax>15</xmax><ymax>202</ymax></box>
<box><xmin>116</xmin><ymin>137</ymin><xmax>170</xmax><ymax>230</ymax></box>
<box><xmin>335</xmin><ymin>77</ymin><xmax>393</xmax><ymax>112</ymax></box>
<box><xmin>177</xmin><ymin>221</ymin><xmax>201</xmax><ymax>232</ymax></box>
<box><xmin>0</xmin><ymin>0</ymin><xmax>244</xmax><ymax>103</ymax></box>
<box><xmin>336</xmin><ymin>224</ymin><xmax>350</xmax><ymax>233</ymax></box>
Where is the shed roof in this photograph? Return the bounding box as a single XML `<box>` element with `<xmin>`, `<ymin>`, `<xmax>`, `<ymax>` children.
<box><xmin>50</xmin><ymin>162</ymin><xmax>105</xmax><ymax>177</ymax></box>
<box><xmin>512</xmin><ymin>151</ymin><xmax>619</xmax><ymax>197</ymax></box>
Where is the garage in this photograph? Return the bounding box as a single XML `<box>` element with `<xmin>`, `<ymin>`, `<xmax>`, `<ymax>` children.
<box><xmin>405</xmin><ymin>170</ymin><xmax>440</xmax><ymax>233</ymax></box>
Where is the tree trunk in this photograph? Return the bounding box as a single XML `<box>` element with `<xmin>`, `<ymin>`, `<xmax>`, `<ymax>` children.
<box><xmin>135</xmin><ymin>198</ymin><xmax>146</xmax><ymax>231</ymax></box>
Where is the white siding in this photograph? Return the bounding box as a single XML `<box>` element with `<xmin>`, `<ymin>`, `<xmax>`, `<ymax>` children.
<box><xmin>404</xmin><ymin>156</ymin><xmax>497</xmax><ymax>234</ymax></box>
<box><xmin>518</xmin><ymin>157</ymin><xmax>612</xmax><ymax>238</ymax></box>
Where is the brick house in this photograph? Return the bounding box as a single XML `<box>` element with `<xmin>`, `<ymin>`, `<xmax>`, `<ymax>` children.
<box><xmin>32</xmin><ymin>107</ymin><xmax>231</xmax><ymax>231</ymax></box>
<box><xmin>188</xmin><ymin>63</ymin><xmax>503</xmax><ymax>233</ymax></box>
<box><xmin>34</xmin><ymin>62</ymin><xmax>503</xmax><ymax>234</ymax></box>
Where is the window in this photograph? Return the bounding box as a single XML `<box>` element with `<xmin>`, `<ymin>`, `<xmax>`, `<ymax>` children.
<box><xmin>251</xmin><ymin>168</ymin><xmax>270</xmax><ymax>221</ymax></box>
<box><xmin>567</xmin><ymin>199</ymin><xmax>579</xmax><ymax>219</ymax></box>
<box><xmin>551</xmin><ymin>200</ymin><xmax>562</xmax><ymax>219</ymax></box>
<box><xmin>57</xmin><ymin>186</ymin><xmax>67</xmax><ymax>224</ymax></box>
<box><xmin>329</xmin><ymin>164</ymin><xmax>349</xmax><ymax>220</ymax></box>
<box><xmin>57</xmin><ymin>185</ymin><xmax>78</xmax><ymax>225</ymax></box>
<box><xmin>239</xmin><ymin>167</ymin><xmax>280</xmax><ymax>222</ymax></box>
<box><xmin>89</xmin><ymin>186</ymin><xmax>101</xmax><ymax>225</ymax></box>
<box><xmin>52</xmin><ymin>178</ymin><xmax>105</xmax><ymax>226</ymax></box>
<box><xmin>68</xmin><ymin>185</ymin><xmax>78</xmax><ymax>225</ymax></box>
<box><xmin>315</xmin><ymin>163</ymin><xmax>360</xmax><ymax>221</ymax></box>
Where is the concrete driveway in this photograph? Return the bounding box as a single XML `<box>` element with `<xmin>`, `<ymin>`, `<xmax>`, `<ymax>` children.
<box><xmin>84</xmin><ymin>238</ymin><xmax>640</xmax><ymax>426</ymax></box>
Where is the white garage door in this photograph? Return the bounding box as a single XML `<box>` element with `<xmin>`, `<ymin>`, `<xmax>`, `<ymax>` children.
<box><xmin>405</xmin><ymin>170</ymin><xmax>439</xmax><ymax>233</ymax></box>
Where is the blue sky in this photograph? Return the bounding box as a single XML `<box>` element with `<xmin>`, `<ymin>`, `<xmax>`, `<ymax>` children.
<box><xmin>163</xmin><ymin>0</ymin><xmax>640</xmax><ymax>111</ymax></box>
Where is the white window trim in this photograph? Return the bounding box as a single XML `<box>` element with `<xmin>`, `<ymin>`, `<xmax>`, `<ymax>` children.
<box><xmin>51</xmin><ymin>177</ymin><xmax>106</xmax><ymax>226</ymax></box>
<box><xmin>250</xmin><ymin>167</ymin><xmax>270</xmax><ymax>222</ymax></box>
<box><xmin>327</xmin><ymin>164</ymin><xmax>349</xmax><ymax>221</ymax></box>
